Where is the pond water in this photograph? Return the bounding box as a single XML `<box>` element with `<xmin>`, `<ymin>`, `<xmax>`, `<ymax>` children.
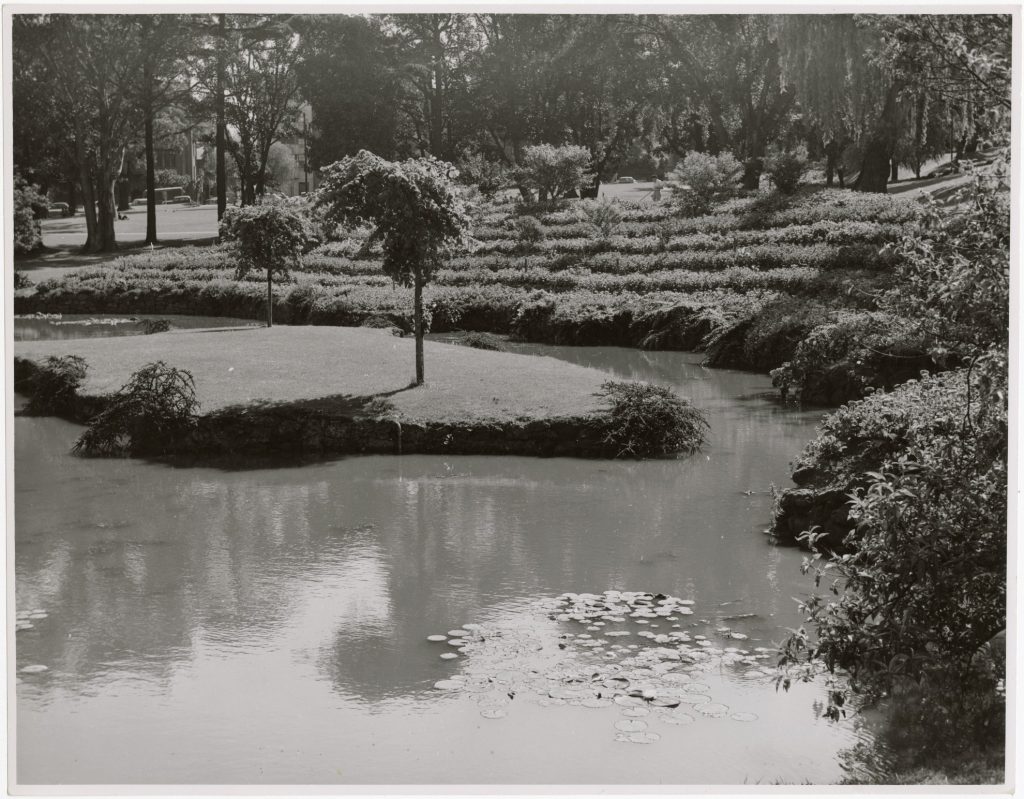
<box><xmin>14</xmin><ymin>324</ymin><xmax>884</xmax><ymax>785</ymax></box>
<box><xmin>14</xmin><ymin>313</ymin><xmax>260</xmax><ymax>342</ymax></box>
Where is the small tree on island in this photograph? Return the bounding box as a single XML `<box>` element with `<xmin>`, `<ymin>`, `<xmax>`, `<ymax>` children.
<box><xmin>219</xmin><ymin>202</ymin><xmax>310</xmax><ymax>328</ymax></box>
<box><xmin>315</xmin><ymin>151</ymin><xmax>469</xmax><ymax>386</ymax></box>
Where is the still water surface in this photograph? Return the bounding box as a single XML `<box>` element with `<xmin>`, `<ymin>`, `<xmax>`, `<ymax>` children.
<box><xmin>15</xmin><ymin>328</ymin><xmax>880</xmax><ymax>785</ymax></box>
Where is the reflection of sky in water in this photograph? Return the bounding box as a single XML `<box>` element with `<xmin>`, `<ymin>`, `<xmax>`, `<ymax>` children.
<box><xmin>15</xmin><ymin>344</ymin><xmax>879</xmax><ymax>785</ymax></box>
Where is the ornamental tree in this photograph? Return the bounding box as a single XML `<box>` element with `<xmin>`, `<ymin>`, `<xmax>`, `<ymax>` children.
<box><xmin>219</xmin><ymin>201</ymin><xmax>311</xmax><ymax>327</ymax></box>
<box><xmin>315</xmin><ymin>151</ymin><xmax>469</xmax><ymax>385</ymax></box>
<box><xmin>516</xmin><ymin>144</ymin><xmax>593</xmax><ymax>202</ymax></box>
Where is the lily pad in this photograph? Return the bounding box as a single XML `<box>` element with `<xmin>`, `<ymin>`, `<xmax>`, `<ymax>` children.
<box><xmin>581</xmin><ymin>697</ymin><xmax>613</xmax><ymax>709</ymax></box>
<box><xmin>615</xmin><ymin>731</ymin><xmax>660</xmax><ymax>744</ymax></box>
<box><xmin>614</xmin><ymin>719</ymin><xmax>648</xmax><ymax>732</ymax></box>
<box><xmin>621</xmin><ymin>706</ymin><xmax>651</xmax><ymax>718</ymax></box>
<box><xmin>675</xmin><ymin>693</ymin><xmax>713</xmax><ymax>705</ymax></box>
<box><xmin>480</xmin><ymin>708</ymin><xmax>507</xmax><ymax>719</ymax></box>
<box><xmin>434</xmin><ymin>679</ymin><xmax>464</xmax><ymax>691</ymax></box>
<box><xmin>731</xmin><ymin>712</ymin><xmax>759</xmax><ymax>722</ymax></box>
<box><xmin>661</xmin><ymin>711</ymin><xmax>695</xmax><ymax>725</ymax></box>
<box><xmin>447</xmin><ymin>629</ymin><xmax>471</xmax><ymax>637</ymax></box>
<box><xmin>695</xmin><ymin>702</ymin><xmax>730</xmax><ymax>717</ymax></box>
<box><xmin>440</xmin><ymin>652</ymin><xmax>459</xmax><ymax>660</ymax></box>
<box><xmin>427</xmin><ymin>635</ymin><xmax>448</xmax><ymax>642</ymax></box>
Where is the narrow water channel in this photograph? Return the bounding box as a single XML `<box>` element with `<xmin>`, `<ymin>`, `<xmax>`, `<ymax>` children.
<box><xmin>14</xmin><ymin>321</ymin><xmax>883</xmax><ymax>785</ymax></box>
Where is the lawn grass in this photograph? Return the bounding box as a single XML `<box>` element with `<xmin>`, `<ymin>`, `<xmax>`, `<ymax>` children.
<box><xmin>14</xmin><ymin>325</ymin><xmax>611</xmax><ymax>423</ymax></box>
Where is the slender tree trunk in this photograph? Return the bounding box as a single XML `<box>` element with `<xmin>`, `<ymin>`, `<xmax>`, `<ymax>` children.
<box><xmin>66</xmin><ymin>178</ymin><xmax>76</xmax><ymax>216</ymax></box>
<box><xmin>75</xmin><ymin>130</ymin><xmax>98</xmax><ymax>252</ymax></box>
<box><xmin>824</xmin><ymin>140</ymin><xmax>841</xmax><ymax>188</ymax></box>
<box><xmin>413</xmin><ymin>271</ymin><xmax>425</xmax><ymax>385</ymax></box>
<box><xmin>889</xmin><ymin>158</ymin><xmax>899</xmax><ymax>183</ymax></box>
<box><xmin>144</xmin><ymin>79</ymin><xmax>157</xmax><ymax>243</ymax></box>
<box><xmin>266</xmin><ymin>269</ymin><xmax>273</xmax><ymax>327</ymax></box>
<box><xmin>96</xmin><ymin>173</ymin><xmax>117</xmax><ymax>252</ymax></box>
<box><xmin>216</xmin><ymin>13</ymin><xmax>227</xmax><ymax>222</ymax></box>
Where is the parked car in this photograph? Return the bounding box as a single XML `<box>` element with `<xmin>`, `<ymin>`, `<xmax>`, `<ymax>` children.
<box><xmin>163</xmin><ymin>195</ymin><xmax>192</xmax><ymax>205</ymax></box>
<box><xmin>616</xmin><ymin>176</ymin><xmax>636</xmax><ymax>184</ymax></box>
<box><xmin>47</xmin><ymin>202</ymin><xmax>70</xmax><ymax>218</ymax></box>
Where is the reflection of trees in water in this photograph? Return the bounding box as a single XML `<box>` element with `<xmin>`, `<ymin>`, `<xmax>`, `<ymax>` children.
<box><xmin>17</xmin><ymin>354</ymin><xmax>820</xmax><ymax>705</ymax></box>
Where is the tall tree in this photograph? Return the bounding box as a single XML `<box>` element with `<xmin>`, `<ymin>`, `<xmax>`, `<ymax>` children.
<box><xmin>20</xmin><ymin>15</ymin><xmax>156</xmax><ymax>251</ymax></box>
<box><xmin>294</xmin><ymin>15</ymin><xmax>409</xmax><ymax>165</ymax></box>
<box><xmin>222</xmin><ymin>19</ymin><xmax>303</xmax><ymax>205</ymax></box>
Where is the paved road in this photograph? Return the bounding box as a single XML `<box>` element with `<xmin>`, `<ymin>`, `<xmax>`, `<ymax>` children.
<box><xmin>40</xmin><ymin>204</ymin><xmax>220</xmax><ymax>249</ymax></box>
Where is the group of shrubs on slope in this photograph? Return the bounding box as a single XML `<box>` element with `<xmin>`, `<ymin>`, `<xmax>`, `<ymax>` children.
<box><xmin>775</xmin><ymin>170</ymin><xmax>1008</xmax><ymax>779</ymax></box>
<box><xmin>16</xmin><ymin>184</ymin><xmax>924</xmax><ymax>408</ymax></box>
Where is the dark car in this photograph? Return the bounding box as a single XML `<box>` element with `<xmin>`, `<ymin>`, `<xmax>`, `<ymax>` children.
<box><xmin>163</xmin><ymin>195</ymin><xmax>192</xmax><ymax>205</ymax></box>
<box><xmin>47</xmin><ymin>202</ymin><xmax>71</xmax><ymax>218</ymax></box>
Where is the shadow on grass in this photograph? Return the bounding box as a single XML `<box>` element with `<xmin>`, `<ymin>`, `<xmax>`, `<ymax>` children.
<box><xmin>14</xmin><ymin>237</ymin><xmax>218</xmax><ymax>274</ymax></box>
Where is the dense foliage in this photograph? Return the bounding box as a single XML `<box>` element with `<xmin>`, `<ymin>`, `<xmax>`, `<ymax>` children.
<box><xmin>764</xmin><ymin>145</ymin><xmax>808</xmax><ymax>194</ymax></box>
<box><xmin>778</xmin><ymin>173</ymin><xmax>1008</xmax><ymax>771</ymax></box>
<box><xmin>315</xmin><ymin>150</ymin><xmax>469</xmax><ymax>384</ymax></box>
<box><xmin>73</xmin><ymin>361</ymin><xmax>200</xmax><ymax>457</ymax></box>
<box><xmin>25</xmin><ymin>355</ymin><xmax>88</xmax><ymax>415</ymax></box>
<box><xmin>14</xmin><ymin>175</ymin><xmax>47</xmax><ymax>254</ymax></box>
<box><xmin>599</xmin><ymin>381</ymin><xmax>708</xmax><ymax>458</ymax></box>
<box><xmin>219</xmin><ymin>201</ymin><xmax>311</xmax><ymax>326</ymax></box>
<box><xmin>515</xmin><ymin>144</ymin><xmax>593</xmax><ymax>201</ymax></box>
<box><xmin>667</xmin><ymin>151</ymin><xmax>742</xmax><ymax>216</ymax></box>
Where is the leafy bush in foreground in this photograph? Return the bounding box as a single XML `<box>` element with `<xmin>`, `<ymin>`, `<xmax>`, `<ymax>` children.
<box><xmin>73</xmin><ymin>361</ymin><xmax>199</xmax><ymax>457</ymax></box>
<box><xmin>599</xmin><ymin>380</ymin><xmax>708</xmax><ymax>458</ymax></box>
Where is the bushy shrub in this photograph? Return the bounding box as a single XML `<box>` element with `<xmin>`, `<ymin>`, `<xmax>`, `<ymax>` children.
<box><xmin>457</xmin><ymin>331</ymin><xmax>508</xmax><ymax>351</ymax></box>
<box><xmin>598</xmin><ymin>380</ymin><xmax>708</xmax><ymax>458</ymax></box>
<box><xmin>457</xmin><ymin>152</ymin><xmax>510</xmax><ymax>197</ymax></box>
<box><xmin>512</xmin><ymin>215</ymin><xmax>545</xmax><ymax>251</ymax></box>
<box><xmin>516</xmin><ymin>144</ymin><xmax>593</xmax><ymax>201</ymax></box>
<box><xmin>781</xmin><ymin>368</ymin><xmax>1006</xmax><ymax>719</ymax></box>
<box><xmin>764</xmin><ymin>145</ymin><xmax>809</xmax><ymax>194</ymax></box>
<box><xmin>25</xmin><ymin>355</ymin><xmax>88</xmax><ymax>415</ymax></box>
<box><xmin>73</xmin><ymin>361</ymin><xmax>199</xmax><ymax>457</ymax></box>
<box><xmin>582</xmin><ymin>197</ymin><xmax>624</xmax><ymax>239</ymax></box>
<box><xmin>667</xmin><ymin>151</ymin><xmax>742</xmax><ymax>216</ymax></box>
<box><xmin>140</xmin><ymin>318</ymin><xmax>172</xmax><ymax>334</ymax></box>
<box><xmin>220</xmin><ymin>202</ymin><xmax>311</xmax><ymax>326</ymax></box>
<box><xmin>14</xmin><ymin>176</ymin><xmax>47</xmax><ymax>255</ymax></box>
<box><xmin>14</xmin><ymin>271</ymin><xmax>33</xmax><ymax>289</ymax></box>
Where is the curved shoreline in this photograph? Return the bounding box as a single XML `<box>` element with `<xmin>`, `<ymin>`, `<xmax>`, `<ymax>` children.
<box><xmin>14</xmin><ymin>327</ymin><xmax>705</xmax><ymax>462</ymax></box>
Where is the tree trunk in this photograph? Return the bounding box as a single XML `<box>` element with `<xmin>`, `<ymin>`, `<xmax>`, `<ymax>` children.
<box><xmin>66</xmin><ymin>179</ymin><xmax>76</xmax><ymax>216</ymax></box>
<box><xmin>824</xmin><ymin>140</ymin><xmax>841</xmax><ymax>188</ymax></box>
<box><xmin>855</xmin><ymin>84</ymin><xmax>901</xmax><ymax>193</ymax></box>
<box><xmin>96</xmin><ymin>176</ymin><xmax>117</xmax><ymax>252</ymax></box>
<box><xmin>144</xmin><ymin>82</ymin><xmax>157</xmax><ymax>243</ymax></box>
<box><xmin>75</xmin><ymin>133</ymin><xmax>98</xmax><ymax>252</ymax></box>
<box><xmin>741</xmin><ymin>158</ymin><xmax>762</xmax><ymax>190</ymax></box>
<box><xmin>266</xmin><ymin>269</ymin><xmax>273</xmax><ymax>327</ymax></box>
<box><xmin>889</xmin><ymin>158</ymin><xmax>899</xmax><ymax>183</ymax></box>
<box><xmin>216</xmin><ymin>13</ymin><xmax>227</xmax><ymax>222</ymax></box>
<box><xmin>580</xmin><ymin>173</ymin><xmax>601</xmax><ymax>199</ymax></box>
<box><xmin>413</xmin><ymin>271</ymin><xmax>425</xmax><ymax>385</ymax></box>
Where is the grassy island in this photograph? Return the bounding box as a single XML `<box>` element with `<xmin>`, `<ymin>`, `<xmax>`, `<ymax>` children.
<box><xmin>14</xmin><ymin>325</ymin><xmax>706</xmax><ymax>461</ymax></box>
